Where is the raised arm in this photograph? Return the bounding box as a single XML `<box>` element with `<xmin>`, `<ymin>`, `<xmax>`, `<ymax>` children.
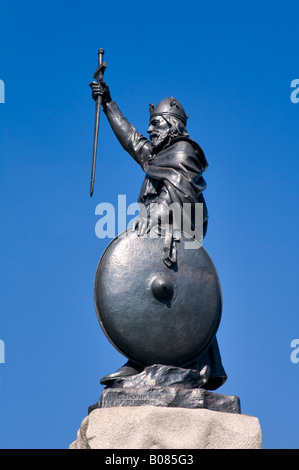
<box><xmin>90</xmin><ymin>81</ymin><xmax>152</xmax><ymax>168</ymax></box>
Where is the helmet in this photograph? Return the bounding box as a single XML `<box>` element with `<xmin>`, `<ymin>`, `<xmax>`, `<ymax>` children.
<box><xmin>149</xmin><ymin>97</ymin><xmax>189</xmax><ymax>126</ymax></box>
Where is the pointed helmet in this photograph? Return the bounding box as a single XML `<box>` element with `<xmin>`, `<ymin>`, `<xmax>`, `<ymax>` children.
<box><xmin>149</xmin><ymin>97</ymin><xmax>189</xmax><ymax>126</ymax></box>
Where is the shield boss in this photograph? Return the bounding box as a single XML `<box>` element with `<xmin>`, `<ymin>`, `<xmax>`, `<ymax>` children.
<box><xmin>94</xmin><ymin>230</ymin><xmax>222</xmax><ymax>367</ymax></box>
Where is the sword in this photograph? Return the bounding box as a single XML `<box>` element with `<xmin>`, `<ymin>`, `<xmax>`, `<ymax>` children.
<box><xmin>89</xmin><ymin>48</ymin><xmax>107</xmax><ymax>197</ymax></box>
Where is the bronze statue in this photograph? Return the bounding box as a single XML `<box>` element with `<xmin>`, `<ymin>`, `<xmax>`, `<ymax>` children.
<box><xmin>89</xmin><ymin>76</ymin><xmax>227</xmax><ymax>392</ymax></box>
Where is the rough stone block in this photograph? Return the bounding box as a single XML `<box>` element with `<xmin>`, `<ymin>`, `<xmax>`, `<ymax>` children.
<box><xmin>70</xmin><ymin>406</ymin><xmax>262</xmax><ymax>449</ymax></box>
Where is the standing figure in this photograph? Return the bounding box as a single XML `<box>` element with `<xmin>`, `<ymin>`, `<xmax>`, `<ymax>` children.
<box><xmin>90</xmin><ymin>81</ymin><xmax>227</xmax><ymax>390</ymax></box>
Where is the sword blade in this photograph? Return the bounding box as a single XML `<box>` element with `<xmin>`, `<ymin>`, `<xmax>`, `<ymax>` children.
<box><xmin>90</xmin><ymin>94</ymin><xmax>102</xmax><ymax>197</ymax></box>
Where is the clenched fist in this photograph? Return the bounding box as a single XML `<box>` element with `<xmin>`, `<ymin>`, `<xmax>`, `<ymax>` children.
<box><xmin>89</xmin><ymin>81</ymin><xmax>112</xmax><ymax>106</ymax></box>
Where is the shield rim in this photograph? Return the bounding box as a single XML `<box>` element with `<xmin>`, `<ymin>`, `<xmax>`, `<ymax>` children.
<box><xmin>94</xmin><ymin>229</ymin><xmax>223</xmax><ymax>366</ymax></box>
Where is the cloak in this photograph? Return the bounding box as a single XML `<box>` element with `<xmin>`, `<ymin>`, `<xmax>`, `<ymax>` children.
<box><xmin>138</xmin><ymin>137</ymin><xmax>209</xmax><ymax>265</ymax></box>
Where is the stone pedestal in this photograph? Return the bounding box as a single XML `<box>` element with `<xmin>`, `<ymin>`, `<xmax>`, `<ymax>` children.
<box><xmin>71</xmin><ymin>365</ymin><xmax>261</xmax><ymax>449</ymax></box>
<box><xmin>70</xmin><ymin>406</ymin><xmax>262</xmax><ymax>449</ymax></box>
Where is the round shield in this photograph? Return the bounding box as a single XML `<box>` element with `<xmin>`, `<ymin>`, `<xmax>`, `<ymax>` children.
<box><xmin>94</xmin><ymin>230</ymin><xmax>222</xmax><ymax>367</ymax></box>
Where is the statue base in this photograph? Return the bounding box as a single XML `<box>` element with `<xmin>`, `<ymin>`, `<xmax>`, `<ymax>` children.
<box><xmin>70</xmin><ymin>365</ymin><xmax>261</xmax><ymax>449</ymax></box>
<box><xmin>88</xmin><ymin>364</ymin><xmax>240</xmax><ymax>414</ymax></box>
<box><xmin>70</xmin><ymin>406</ymin><xmax>262</xmax><ymax>449</ymax></box>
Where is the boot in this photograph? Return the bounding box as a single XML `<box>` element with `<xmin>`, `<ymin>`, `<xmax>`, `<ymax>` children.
<box><xmin>100</xmin><ymin>360</ymin><xmax>144</xmax><ymax>386</ymax></box>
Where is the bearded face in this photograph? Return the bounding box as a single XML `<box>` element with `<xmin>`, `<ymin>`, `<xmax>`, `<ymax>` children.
<box><xmin>147</xmin><ymin>115</ymin><xmax>171</xmax><ymax>150</ymax></box>
<box><xmin>147</xmin><ymin>114</ymin><xmax>189</xmax><ymax>151</ymax></box>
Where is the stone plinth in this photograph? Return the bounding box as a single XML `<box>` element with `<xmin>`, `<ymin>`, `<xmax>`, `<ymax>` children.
<box><xmin>70</xmin><ymin>406</ymin><xmax>262</xmax><ymax>449</ymax></box>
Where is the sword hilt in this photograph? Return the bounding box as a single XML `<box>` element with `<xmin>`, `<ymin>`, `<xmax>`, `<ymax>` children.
<box><xmin>98</xmin><ymin>48</ymin><xmax>104</xmax><ymax>65</ymax></box>
<box><xmin>93</xmin><ymin>49</ymin><xmax>107</xmax><ymax>82</ymax></box>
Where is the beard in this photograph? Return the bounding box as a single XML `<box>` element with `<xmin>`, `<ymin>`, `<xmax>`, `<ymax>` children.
<box><xmin>150</xmin><ymin>129</ymin><xmax>171</xmax><ymax>151</ymax></box>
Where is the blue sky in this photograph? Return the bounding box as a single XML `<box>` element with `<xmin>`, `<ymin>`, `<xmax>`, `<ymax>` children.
<box><xmin>1</xmin><ymin>0</ymin><xmax>299</xmax><ymax>449</ymax></box>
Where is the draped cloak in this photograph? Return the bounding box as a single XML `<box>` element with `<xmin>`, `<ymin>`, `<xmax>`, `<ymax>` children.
<box><xmin>138</xmin><ymin>137</ymin><xmax>208</xmax><ymax>267</ymax></box>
